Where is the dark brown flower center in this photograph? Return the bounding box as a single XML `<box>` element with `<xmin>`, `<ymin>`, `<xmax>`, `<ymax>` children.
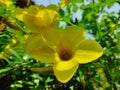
<box><xmin>57</xmin><ymin>46</ymin><xmax>73</xmax><ymax>61</ymax></box>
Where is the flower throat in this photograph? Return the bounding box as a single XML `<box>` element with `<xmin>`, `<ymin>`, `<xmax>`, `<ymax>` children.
<box><xmin>58</xmin><ymin>45</ymin><xmax>73</xmax><ymax>61</ymax></box>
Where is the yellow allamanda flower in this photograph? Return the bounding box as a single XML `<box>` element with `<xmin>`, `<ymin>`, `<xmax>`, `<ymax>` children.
<box><xmin>14</xmin><ymin>5</ymin><xmax>60</xmax><ymax>33</ymax></box>
<box><xmin>0</xmin><ymin>0</ymin><xmax>13</xmax><ymax>7</ymax></box>
<box><xmin>25</xmin><ymin>26</ymin><xmax>103</xmax><ymax>83</ymax></box>
<box><xmin>13</xmin><ymin>0</ymin><xmax>71</xmax><ymax>22</ymax></box>
<box><xmin>13</xmin><ymin>5</ymin><xmax>59</xmax><ymax>23</ymax></box>
<box><xmin>13</xmin><ymin>5</ymin><xmax>59</xmax><ymax>21</ymax></box>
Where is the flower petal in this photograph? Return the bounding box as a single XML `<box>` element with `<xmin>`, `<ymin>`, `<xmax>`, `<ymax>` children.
<box><xmin>25</xmin><ymin>34</ymin><xmax>55</xmax><ymax>63</ymax></box>
<box><xmin>75</xmin><ymin>39</ymin><xmax>103</xmax><ymax>63</ymax></box>
<box><xmin>42</xmin><ymin>27</ymin><xmax>62</xmax><ymax>48</ymax></box>
<box><xmin>25</xmin><ymin>34</ymin><xmax>43</xmax><ymax>52</ymax></box>
<box><xmin>27</xmin><ymin>5</ymin><xmax>43</xmax><ymax>14</ymax></box>
<box><xmin>47</xmin><ymin>10</ymin><xmax>60</xmax><ymax>26</ymax></box>
<box><xmin>62</xmin><ymin>26</ymin><xmax>85</xmax><ymax>48</ymax></box>
<box><xmin>53</xmin><ymin>62</ymin><xmax>79</xmax><ymax>83</ymax></box>
<box><xmin>23</xmin><ymin>14</ymin><xmax>43</xmax><ymax>33</ymax></box>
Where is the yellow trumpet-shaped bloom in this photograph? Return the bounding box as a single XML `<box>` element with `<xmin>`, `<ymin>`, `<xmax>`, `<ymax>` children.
<box><xmin>13</xmin><ymin>5</ymin><xmax>60</xmax><ymax>33</ymax></box>
<box><xmin>23</xmin><ymin>5</ymin><xmax>60</xmax><ymax>33</ymax></box>
<box><xmin>25</xmin><ymin>26</ymin><xmax>103</xmax><ymax>83</ymax></box>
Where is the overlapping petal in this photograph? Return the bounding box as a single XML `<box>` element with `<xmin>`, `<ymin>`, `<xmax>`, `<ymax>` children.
<box><xmin>29</xmin><ymin>46</ymin><xmax>55</xmax><ymax>63</ymax></box>
<box><xmin>62</xmin><ymin>26</ymin><xmax>85</xmax><ymax>48</ymax></box>
<box><xmin>23</xmin><ymin>14</ymin><xmax>43</xmax><ymax>33</ymax></box>
<box><xmin>42</xmin><ymin>26</ymin><xmax>85</xmax><ymax>49</ymax></box>
<box><xmin>25</xmin><ymin>34</ymin><xmax>43</xmax><ymax>53</ymax></box>
<box><xmin>75</xmin><ymin>39</ymin><xmax>103</xmax><ymax>63</ymax></box>
<box><xmin>42</xmin><ymin>27</ymin><xmax>62</xmax><ymax>48</ymax></box>
<box><xmin>25</xmin><ymin>34</ymin><xmax>55</xmax><ymax>63</ymax></box>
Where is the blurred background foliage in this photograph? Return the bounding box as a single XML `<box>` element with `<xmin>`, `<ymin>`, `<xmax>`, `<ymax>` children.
<box><xmin>0</xmin><ymin>0</ymin><xmax>120</xmax><ymax>90</ymax></box>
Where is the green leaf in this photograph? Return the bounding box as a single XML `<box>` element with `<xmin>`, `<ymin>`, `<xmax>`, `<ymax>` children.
<box><xmin>0</xmin><ymin>67</ymin><xmax>11</xmax><ymax>73</ymax></box>
<box><xmin>105</xmin><ymin>0</ymin><xmax>115</xmax><ymax>7</ymax></box>
<box><xmin>45</xmin><ymin>77</ymin><xmax>54</xmax><ymax>83</ymax></box>
<box><xmin>72</xmin><ymin>4</ymin><xmax>78</xmax><ymax>12</ymax></box>
<box><xmin>77</xmin><ymin>0</ymin><xmax>84</xmax><ymax>3</ymax></box>
<box><xmin>14</xmin><ymin>84</ymin><xmax>23</xmax><ymax>88</ymax></box>
<box><xmin>85</xmin><ymin>12</ymin><xmax>93</xmax><ymax>22</ymax></box>
<box><xmin>59</xmin><ymin>9</ymin><xmax>65</xmax><ymax>17</ymax></box>
<box><xmin>9</xmin><ymin>49</ymin><xmax>23</xmax><ymax>63</ymax></box>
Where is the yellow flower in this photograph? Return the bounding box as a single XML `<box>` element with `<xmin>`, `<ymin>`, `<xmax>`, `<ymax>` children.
<box><xmin>25</xmin><ymin>26</ymin><xmax>103</xmax><ymax>83</ymax></box>
<box><xmin>23</xmin><ymin>5</ymin><xmax>60</xmax><ymax>33</ymax></box>
<box><xmin>0</xmin><ymin>0</ymin><xmax>13</xmax><ymax>7</ymax></box>
<box><xmin>61</xmin><ymin>0</ymin><xmax>71</xmax><ymax>8</ymax></box>
<box><xmin>13</xmin><ymin>5</ymin><xmax>60</xmax><ymax>33</ymax></box>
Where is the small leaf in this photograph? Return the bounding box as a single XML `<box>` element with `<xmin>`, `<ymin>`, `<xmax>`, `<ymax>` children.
<box><xmin>72</xmin><ymin>4</ymin><xmax>78</xmax><ymax>12</ymax></box>
<box><xmin>9</xmin><ymin>49</ymin><xmax>23</xmax><ymax>63</ymax></box>
<box><xmin>0</xmin><ymin>67</ymin><xmax>11</xmax><ymax>73</ymax></box>
<box><xmin>14</xmin><ymin>84</ymin><xmax>23</xmax><ymax>88</ymax></box>
<box><xmin>59</xmin><ymin>9</ymin><xmax>65</xmax><ymax>17</ymax></box>
<box><xmin>30</xmin><ymin>66</ymin><xmax>53</xmax><ymax>75</ymax></box>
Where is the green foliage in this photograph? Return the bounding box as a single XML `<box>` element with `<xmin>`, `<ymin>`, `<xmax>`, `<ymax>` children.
<box><xmin>0</xmin><ymin>0</ymin><xmax>120</xmax><ymax>90</ymax></box>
